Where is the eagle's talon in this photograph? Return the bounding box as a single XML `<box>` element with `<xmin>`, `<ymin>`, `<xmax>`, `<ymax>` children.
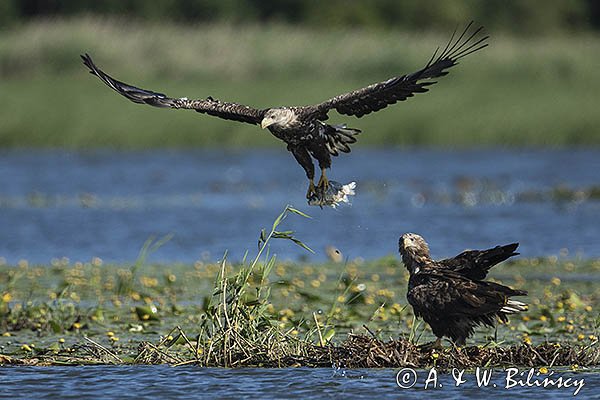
<box><xmin>306</xmin><ymin>180</ymin><xmax>316</xmax><ymax>199</ymax></box>
<box><xmin>418</xmin><ymin>338</ymin><xmax>443</xmax><ymax>351</ymax></box>
<box><xmin>317</xmin><ymin>172</ymin><xmax>330</xmax><ymax>192</ymax></box>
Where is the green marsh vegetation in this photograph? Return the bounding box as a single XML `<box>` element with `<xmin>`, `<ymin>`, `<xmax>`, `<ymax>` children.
<box><xmin>1</xmin><ymin>18</ymin><xmax>599</xmax><ymax>148</ymax></box>
<box><xmin>0</xmin><ymin>206</ymin><xmax>598</xmax><ymax>368</ymax></box>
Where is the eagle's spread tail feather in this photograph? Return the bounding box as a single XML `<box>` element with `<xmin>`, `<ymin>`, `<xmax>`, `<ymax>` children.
<box><xmin>325</xmin><ymin>124</ymin><xmax>361</xmax><ymax>156</ymax></box>
<box><xmin>500</xmin><ymin>298</ymin><xmax>528</xmax><ymax>314</ymax></box>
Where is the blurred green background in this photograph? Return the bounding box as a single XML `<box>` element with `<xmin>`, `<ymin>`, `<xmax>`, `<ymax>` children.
<box><xmin>1</xmin><ymin>0</ymin><xmax>599</xmax><ymax>148</ymax></box>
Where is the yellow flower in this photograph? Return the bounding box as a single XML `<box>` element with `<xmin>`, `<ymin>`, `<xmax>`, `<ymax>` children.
<box><xmin>310</xmin><ymin>279</ymin><xmax>321</xmax><ymax>288</ymax></box>
<box><xmin>279</xmin><ymin>308</ymin><xmax>295</xmax><ymax>318</ymax></box>
<box><xmin>376</xmin><ymin>288</ymin><xmax>395</xmax><ymax>298</ymax></box>
<box><xmin>110</xmin><ymin>336</ymin><xmax>119</xmax><ymax>342</ymax></box>
<box><xmin>523</xmin><ymin>336</ymin><xmax>532</xmax><ymax>345</ymax></box>
<box><xmin>431</xmin><ymin>352</ymin><xmax>439</xmax><ymax>359</ymax></box>
<box><xmin>539</xmin><ymin>315</ymin><xmax>547</xmax><ymax>322</ymax></box>
<box><xmin>291</xmin><ymin>278</ymin><xmax>304</xmax><ymax>288</ymax></box>
<box><xmin>140</xmin><ymin>276</ymin><xmax>159</xmax><ymax>288</ymax></box>
<box><xmin>589</xmin><ymin>335</ymin><xmax>598</xmax><ymax>341</ymax></box>
<box><xmin>2</xmin><ymin>332</ymin><xmax>11</xmax><ymax>337</ymax></box>
<box><xmin>106</xmin><ymin>331</ymin><xmax>115</xmax><ymax>337</ymax></box>
<box><xmin>1</xmin><ymin>292</ymin><xmax>11</xmax><ymax>303</ymax></box>
<box><xmin>59</xmin><ymin>338</ymin><xmax>65</xmax><ymax>343</ymax></box>
<box><xmin>551</xmin><ymin>277</ymin><xmax>561</xmax><ymax>286</ymax></box>
<box><xmin>390</xmin><ymin>303</ymin><xmax>403</xmax><ymax>315</ymax></box>
<box><xmin>522</xmin><ymin>316</ymin><xmax>530</xmax><ymax>321</ymax></box>
<box><xmin>577</xmin><ymin>334</ymin><xmax>585</xmax><ymax>341</ymax></box>
<box><xmin>21</xmin><ymin>344</ymin><xmax>32</xmax><ymax>352</ymax></box>
<box><xmin>72</xmin><ymin>322</ymin><xmax>82</xmax><ymax>329</ymax></box>
<box><xmin>557</xmin><ymin>316</ymin><xmax>566</xmax><ymax>323</ymax></box>
<box><xmin>539</xmin><ymin>367</ymin><xmax>548</xmax><ymax>374</ymax></box>
<box><xmin>585</xmin><ymin>305</ymin><xmax>592</xmax><ymax>312</ymax></box>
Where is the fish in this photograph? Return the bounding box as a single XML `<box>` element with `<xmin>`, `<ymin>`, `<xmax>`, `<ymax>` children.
<box><xmin>308</xmin><ymin>181</ymin><xmax>356</xmax><ymax>208</ymax></box>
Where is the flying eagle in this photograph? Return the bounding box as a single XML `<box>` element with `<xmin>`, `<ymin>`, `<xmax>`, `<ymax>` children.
<box><xmin>81</xmin><ymin>23</ymin><xmax>487</xmax><ymax>200</ymax></box>
<box><xmin>398</xmin><ymin>233</ymin><xmax>527</xmax><ymax>348</ymax></box>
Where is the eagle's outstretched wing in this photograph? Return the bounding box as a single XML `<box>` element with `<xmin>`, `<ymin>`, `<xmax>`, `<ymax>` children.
<box><xmin>81</xmin><ymin>54</ymin><xmax>265</xmax><ymax>125</ymax></box>
<box><xmin>314</xmin><ymin>22</ymin><xmax>488</xmax><ymax>118</ymax></box>
<box><xmin>438</xmin><ymin>243</ymin><xmax>519</xmax><ymax>280</ymax></box>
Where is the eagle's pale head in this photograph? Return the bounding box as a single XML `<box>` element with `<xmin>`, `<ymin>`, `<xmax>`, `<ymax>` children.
<box><xmin>398</xmin><ymin>233</ymin><xmax>431</xmax><ymax>272</ymax></box>
<box><xmin>261</xmin><ymin>108</ymin><xmax>297</xmax><ymax>129</ymax></box>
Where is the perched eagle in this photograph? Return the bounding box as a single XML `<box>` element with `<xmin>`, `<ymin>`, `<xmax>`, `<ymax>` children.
<box><xmin>82</xmin><ymin>23</ymin><xmax>487</xmax><ymax>200</ymax></box>
<box><xmin>398</xmin><ymin>233</ymin><xmax>527</xmax><ymax>348</ymax></box>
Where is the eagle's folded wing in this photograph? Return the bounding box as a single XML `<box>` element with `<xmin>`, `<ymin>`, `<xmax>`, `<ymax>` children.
<box><xmin>409</xmin><ymin>271</ymin><xmax>521</xmax><ymax>317</ymax></box>
<box><xmin>314</xmin><ymin>22</ymin><xmax>488</xmax><ymax>118</ymax></box>
<box><xmin>81</xmin><ymin>54</ymin><xmax>265</xmax><ymax>125</ymax></box>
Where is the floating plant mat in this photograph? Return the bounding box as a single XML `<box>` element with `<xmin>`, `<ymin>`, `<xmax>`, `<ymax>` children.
<box><xmin>1</xmin><ymin>207</ymin><xmax>599</xmax><ymax>369</ymax></box>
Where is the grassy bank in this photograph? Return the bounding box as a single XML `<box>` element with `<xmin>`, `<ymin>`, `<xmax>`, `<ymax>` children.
<box><xmin>0</xmin><ymin>18</ymin><xmax>599</xmax><ymax>148</ymax></box>
<box><xmin>0</xmin><ymin>207</ymin><xmax>598</xmax><ymax>368</ymax></box>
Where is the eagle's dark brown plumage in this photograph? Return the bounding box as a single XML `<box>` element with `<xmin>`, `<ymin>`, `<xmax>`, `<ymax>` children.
<box><xmin>398</xmin><ymin>233</ymin><xmax>527</xmax><ymax>347</ymax></box>
<box><xmin>82</xmin><ymin>23</ymin><xmax>487</xmax><ymax>200</ymax></box>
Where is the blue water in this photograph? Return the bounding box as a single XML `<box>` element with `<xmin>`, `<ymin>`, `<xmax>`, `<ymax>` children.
<box><xmin>1</xmin><ymin>149</ymin><xmax>599</xmax><ymax>265</ymax></box>
<box><xmin>0</xmin><ymin>366</ymin><xmax>595</xmax><ymax>399</ymax></box>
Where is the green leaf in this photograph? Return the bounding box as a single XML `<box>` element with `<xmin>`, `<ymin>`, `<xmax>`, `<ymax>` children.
<box><xmin>287</xmin><ymin>206</ymin><xmax>312</xmax><ymax>219</ymax></box>
<box><xmin>272</xmin><ymin>211</ymin><xmax>286</xmax><ymax>230</ymax></box>
<box><xmin>291</xmin><ymin>238</ymin><xmax>315</xmax><ymax>253</ymax></box>
<box><xmin>50</xmin><ymin>320</ymin><xmax>63</xmax><ymax>334</ymax></box>
<box><xmin>323</xmin><ymin>329</ymin><xmax>335</xmax><ymax>342</ymax></box>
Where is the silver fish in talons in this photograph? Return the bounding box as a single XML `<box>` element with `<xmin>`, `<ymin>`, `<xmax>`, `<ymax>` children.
<box><xmin>308</xmin><ymin>181</ymin><xmax>356</xmax><ymax>208</ymax></box>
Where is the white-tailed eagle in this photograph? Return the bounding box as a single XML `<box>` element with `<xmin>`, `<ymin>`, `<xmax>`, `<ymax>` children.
<box><xmin>82</xmin><ymin>23</ymin><xmax>487</xmax><ymax>200</ymax></box>
<box><xmin>398</xmin><ymin>233</ymin><xmax>527</xmax><ymax>348</ymax></box>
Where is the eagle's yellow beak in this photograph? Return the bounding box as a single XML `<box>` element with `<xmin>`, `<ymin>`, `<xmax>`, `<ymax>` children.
<box><xmin>261</xmin><ymin>118</ymin><xmax>274</xmax><ymax>129</ymax></box>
